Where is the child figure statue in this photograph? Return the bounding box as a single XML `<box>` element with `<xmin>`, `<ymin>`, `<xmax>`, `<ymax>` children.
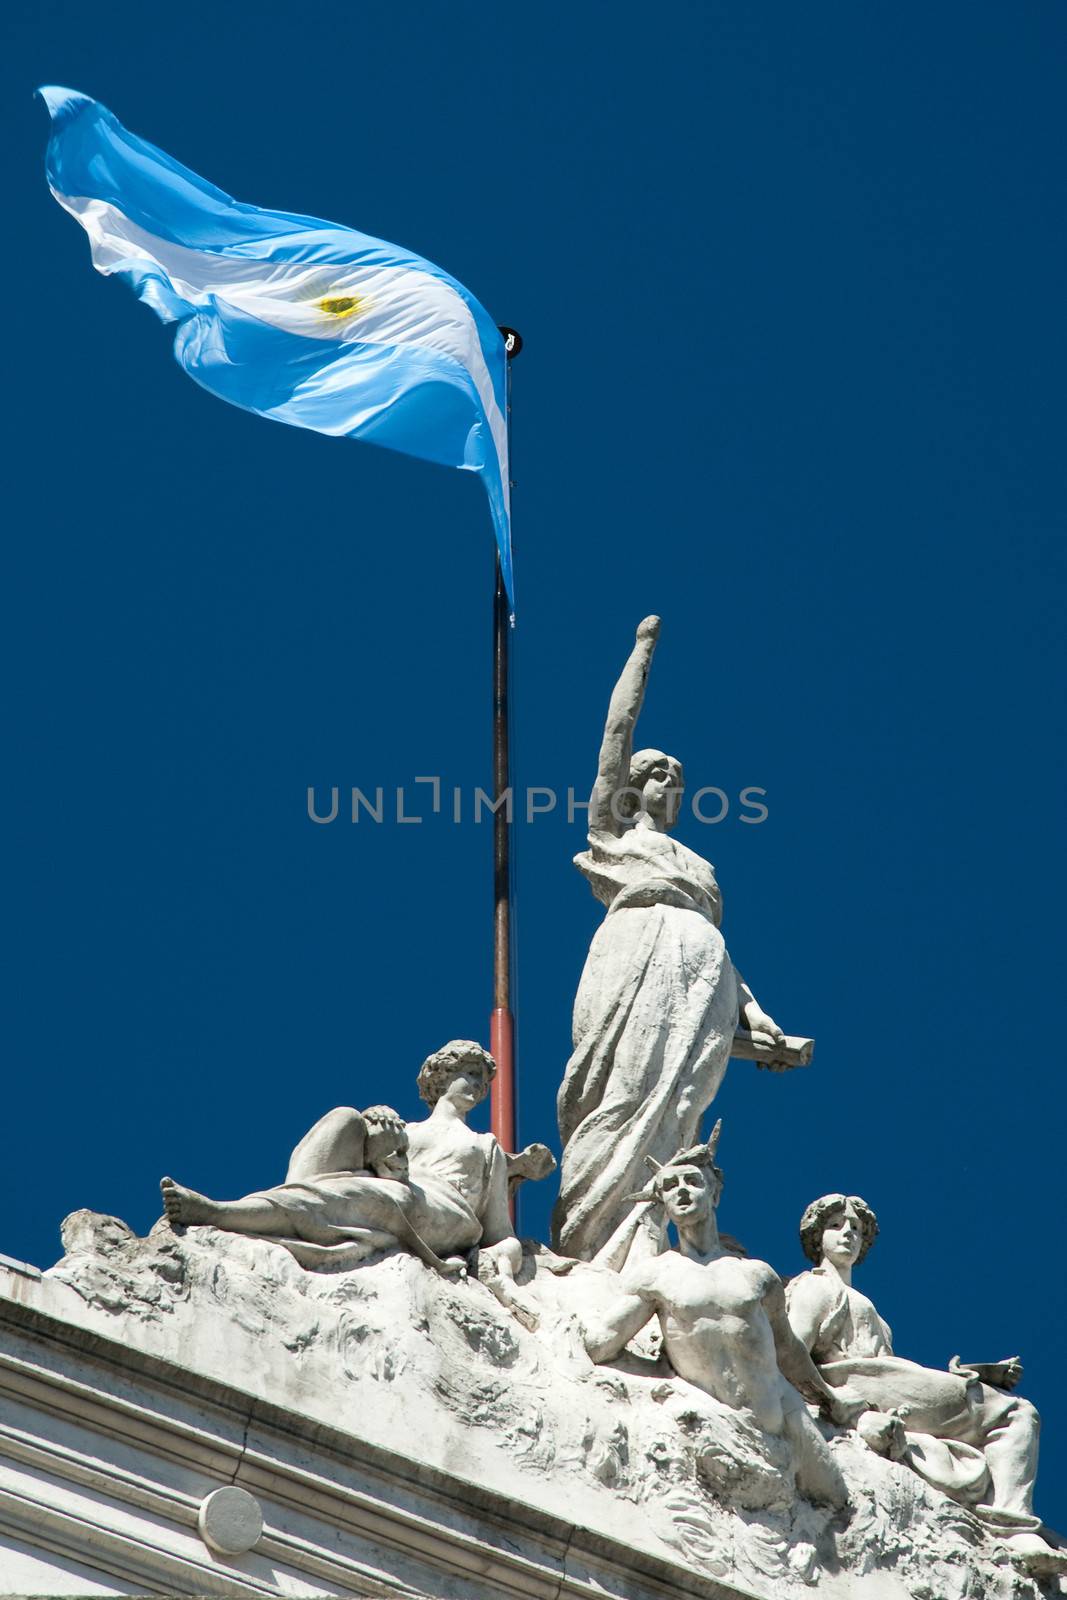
<box><xmin>160</xmin><ymin>1040</ymin><xmax>532</xmax><ymax>1283</ymax></box>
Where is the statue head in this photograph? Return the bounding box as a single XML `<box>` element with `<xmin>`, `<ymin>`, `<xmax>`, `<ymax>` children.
<box><xmin>362</xmin><ymin>1105</ymin><xmax>409</xmax><ymax>1179</ymax></box>
<box><xmin>799</xmin><ymin>1193</ymin><xmax>879</xmax><ymax>1269</ymax></box>
<box><xmin>617</xmin><ymin>748</ymin><xmax>684</xmax><ymax>831</ymax></box>
<box><xmin>417</xmin><ymin>1040</ymin><xmax>496</xmax><ymax>1111</ymax></box>
<box><xmin>632</xmin><ymin>1122</ymin><xmax>724</xmax><ymax>1226</ymax></box>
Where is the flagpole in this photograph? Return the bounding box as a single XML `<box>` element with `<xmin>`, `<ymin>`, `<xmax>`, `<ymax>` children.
<box><xmin>490</xmin><ymin>327</ymin><xmax>521</xmax><ymax>1156</ymax></box>
<box><xmin>489</xmin><ymin>553</ymin><xmax>514</xmax><ymax>1153</ymax></box>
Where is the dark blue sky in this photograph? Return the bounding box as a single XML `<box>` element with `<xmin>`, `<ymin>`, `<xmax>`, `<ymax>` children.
<box><xmin>4</xmin><ymin>0</ymin><xmax>1066</xmax><ymax>1523</ymax></box>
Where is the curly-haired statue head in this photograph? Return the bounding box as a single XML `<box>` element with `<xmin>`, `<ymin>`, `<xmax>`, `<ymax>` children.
<box><xmin>798</xmin><ymin>1193</ymin><xmax>879</xmax><ymax>1268</ymax></box>
<box><xmin>416</xmin><ymin>1040</ymin><xmax>496</xmax><ymax>1109</ymax></box>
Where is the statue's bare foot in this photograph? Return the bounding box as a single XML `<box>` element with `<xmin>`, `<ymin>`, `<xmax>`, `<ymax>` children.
<box><xmin>160</xmin><ymin>1176</ymin><xmax>216</xmax><ymax>1227</ymax></box>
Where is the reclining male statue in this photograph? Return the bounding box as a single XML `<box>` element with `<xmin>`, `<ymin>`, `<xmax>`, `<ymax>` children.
<box><xmin>578</xmin><ymin>1126</ymin><xmax>857</xmax><ymax>1509</ymax></box>
<box><xmin>160</xmin><ymin>1041</ymin><xmax>531</xmax><ymax>1282</ymax></box>
<box><xmin>785</xmin><ymin>1192</ymin><xmax>1063</xmax><ymax>1573</ymax></box>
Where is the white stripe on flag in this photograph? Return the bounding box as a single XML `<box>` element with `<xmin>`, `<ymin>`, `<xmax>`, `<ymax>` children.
<box><xmin>55</xmin><ymin>192</ymin><xmax>508</xmax><ymax>503</ymax></box>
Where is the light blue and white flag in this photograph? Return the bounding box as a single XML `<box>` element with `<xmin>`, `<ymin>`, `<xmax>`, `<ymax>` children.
<box><xmin>40</xmin><ymin>87</ymin><xmax>513</xmax><ymax>605</ymax></box>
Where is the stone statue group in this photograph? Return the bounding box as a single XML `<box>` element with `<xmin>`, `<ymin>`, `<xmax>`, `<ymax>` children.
<box><xmin>160</xmin><ymin>617</ymin><xmax>1057</xmax><ymax>1577</ymax></box>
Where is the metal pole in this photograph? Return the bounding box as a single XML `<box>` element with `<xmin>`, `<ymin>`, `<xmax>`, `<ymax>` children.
<box><xmin>490</xmin><ymin>327</ymin><xmax>521</xmax><ymax>1155</ymax></box>
<box><xmin>489</xmin><ymin>553</ymin><xmax>514</xmax><ymax>1153</ymax></box>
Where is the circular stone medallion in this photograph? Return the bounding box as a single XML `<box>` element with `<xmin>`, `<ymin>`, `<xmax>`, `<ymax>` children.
<box><xmin>197</xmin><ymin>1485</ymin><xmax>264</xmax><ymax>1556</ymax></box>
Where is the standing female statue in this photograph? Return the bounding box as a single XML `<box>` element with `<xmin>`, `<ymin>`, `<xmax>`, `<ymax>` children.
<box><xmin>552</xmin><ymin>617</ymin><xmax>789</xmax><ymax>1262</ymax></box>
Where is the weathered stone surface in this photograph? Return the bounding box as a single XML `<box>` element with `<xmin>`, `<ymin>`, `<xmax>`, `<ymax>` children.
<box><xmin>2</xmin><ymin>1217</ymin><xmax>1061</xmax><ymax>1600</ymax></box>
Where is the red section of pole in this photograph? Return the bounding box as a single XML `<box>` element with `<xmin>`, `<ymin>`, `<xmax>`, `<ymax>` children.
<box><xmin>489</xmin><ymin>555</ymin><xmax>516</xmax><ymax>1153</ymax></box>
<box><xmin>489</xmin><ymin>1005</ymin><xmax>514</xmax><ymax>1150</ymax></box>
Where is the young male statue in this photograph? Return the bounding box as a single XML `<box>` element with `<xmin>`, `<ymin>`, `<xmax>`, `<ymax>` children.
<box><xmin>160</xmin><ymin>1041</ymin><xmax>532</xmax><ymax>1282</ymax></box>
<box><xmin>579</xmin><ymin>1127</ymin><xmax>855</xmax><ymax>1509</ymax></box>
<box><xmin>785</xmin><ymin>1193</ymin><xmax>1062</xmax><ymax>1572</ymax></box>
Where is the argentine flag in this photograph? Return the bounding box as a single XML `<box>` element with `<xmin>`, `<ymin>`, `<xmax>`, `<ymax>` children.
<box><xmin>40</xmin><ymin>87</ymin><xmax>513</xmax><ymax>606</ymax></box>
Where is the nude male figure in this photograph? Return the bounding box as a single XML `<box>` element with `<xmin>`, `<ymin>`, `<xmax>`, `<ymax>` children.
<box><xmin>581</xmin><ymin>1130</ymin><xmax>856</xmax><ymax>1508</ymax></box>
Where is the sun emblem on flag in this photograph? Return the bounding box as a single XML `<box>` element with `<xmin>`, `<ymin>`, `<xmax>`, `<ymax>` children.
<box><xmin>316</xmin><ymin>292</ymin><xmax>369</xmax><ymax>319</ymax></box>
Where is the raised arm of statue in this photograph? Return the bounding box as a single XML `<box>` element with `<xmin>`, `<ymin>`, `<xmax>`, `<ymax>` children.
<box><xmin>284</xmin><ymin>1106</ymin><xmax>371</xmax><ymax>1182</ymax></box>
<box><xmin>590</xmin><ymin>615</ymin><xmax>661</xmax><ymax>836</ymax></box>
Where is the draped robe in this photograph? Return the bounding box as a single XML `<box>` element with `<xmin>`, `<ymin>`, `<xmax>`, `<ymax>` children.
<box><xmin>552</xmin><ymin>825</ymin><xmax>740</xmax><ymax>1261</ymax></box>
